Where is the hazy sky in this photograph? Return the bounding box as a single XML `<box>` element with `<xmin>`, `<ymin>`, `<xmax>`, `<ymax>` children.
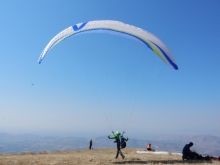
<box><xmin>1</xmin><ymin>0</ymin><xmax>220</xmax><ymax>138</ymax></box>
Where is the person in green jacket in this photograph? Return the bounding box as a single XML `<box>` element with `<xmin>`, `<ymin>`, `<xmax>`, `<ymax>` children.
<box><xmin>108</xmin><ymin>131</ymin><xmax>128</xmax><ymax>159</ymax></box>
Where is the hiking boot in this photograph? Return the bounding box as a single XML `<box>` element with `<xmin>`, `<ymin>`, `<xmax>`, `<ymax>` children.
<box><xmin>122</xmin><ymin>155</ymin><xmax>125</xmax><ymax>159</ymax></box>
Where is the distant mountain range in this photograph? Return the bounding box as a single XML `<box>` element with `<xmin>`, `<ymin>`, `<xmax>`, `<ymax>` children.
<box><xmin>0</xmin><ymin>133</ymin><xmax>220</xmax><ymax>156</ymax></box>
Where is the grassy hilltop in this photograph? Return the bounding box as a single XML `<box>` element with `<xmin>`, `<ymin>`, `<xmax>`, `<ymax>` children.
<box><xmin>0</xmin><ymin>148</ymin><xmax>219</xmax><ymax>165</ymax></box>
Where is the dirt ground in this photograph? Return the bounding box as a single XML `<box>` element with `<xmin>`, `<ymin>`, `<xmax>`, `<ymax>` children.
<box><xmin>0</xmin><ymin>148</ymin><xmax>219</xmax><ymax>165</ymax></box>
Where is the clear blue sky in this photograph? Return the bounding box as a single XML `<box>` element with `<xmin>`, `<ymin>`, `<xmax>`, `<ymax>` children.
<box><xmin>0</xmin><ymin>0</ymin><xmax>220</xmax><ymax>138</ymax></box>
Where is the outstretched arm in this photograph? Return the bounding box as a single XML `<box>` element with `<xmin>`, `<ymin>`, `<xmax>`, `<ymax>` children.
<box><xmin>108</xmin><ymin>135</ymin><xmax>117</xmax><ymax>139</ymax></box>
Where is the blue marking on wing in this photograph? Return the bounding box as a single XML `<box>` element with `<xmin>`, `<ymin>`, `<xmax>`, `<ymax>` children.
<box><xmin>72</xmin><ymin>22</ymin><xmax>88</xmax><ymax>31</ymax></box>
<box><xmin>151</xmin><ymin>42</ymin><xmax>178</xmax><ymax>70</ymax></box>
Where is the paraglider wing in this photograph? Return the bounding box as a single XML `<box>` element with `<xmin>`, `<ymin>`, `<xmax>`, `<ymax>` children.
<box><xmin>38</xmin><ymin>20</ymin><xmax>178</xmax><ymax>70</ymax></box>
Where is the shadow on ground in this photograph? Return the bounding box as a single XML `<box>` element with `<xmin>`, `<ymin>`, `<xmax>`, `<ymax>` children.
<box><xmin>113</xmin><ymin>159</ymin><xmax>212</xmax><ymax>164</ymax></box>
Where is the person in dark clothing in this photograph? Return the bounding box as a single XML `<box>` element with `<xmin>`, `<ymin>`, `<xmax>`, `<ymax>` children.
<box><xmin>108</xmin><ymin>131</ymin><xmax>128</xmax><ymax>159</ymax></box>
<box><xmin>182</xmin><ymin>142</ymin><xmax>208</xmax><ymax>160</ymax></box>
<box><xmin>89</xmin><ymin>139</ymin><xmax>92</xmax><ymax>149</ymax></box>
<box><xmin>182</xmin><ymin>142</ymin><xmax>194</xmax><ymax>160</ymax></box>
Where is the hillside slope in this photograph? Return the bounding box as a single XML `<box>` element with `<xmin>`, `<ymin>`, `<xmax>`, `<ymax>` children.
<box><xmin>0</xmin><ymin>148</ymin><xmax>219</xmax><ymax>165</ymax></box>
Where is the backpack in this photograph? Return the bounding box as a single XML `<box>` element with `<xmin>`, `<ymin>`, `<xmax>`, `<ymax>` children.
<box><xmin>119</xmin><ymin>135</ymin><xmax>126</xmax><ymax>149</ymax></box>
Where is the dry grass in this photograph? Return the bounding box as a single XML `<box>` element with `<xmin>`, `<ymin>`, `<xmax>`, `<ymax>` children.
<box><xmin>0</xmin><ymin>148</ymin><xmax>219</xmax><ymax>165</ymax></box>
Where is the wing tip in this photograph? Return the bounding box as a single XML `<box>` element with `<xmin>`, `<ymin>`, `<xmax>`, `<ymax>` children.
<box><xmin>174</xmin><ymin>64</ymin><xmax>178</xmax><ymax>70</ymax></box>
<box><xmin>38</xmin><ymin>59</ymin><xmax>42</xmax><ymax>64</ymax></box>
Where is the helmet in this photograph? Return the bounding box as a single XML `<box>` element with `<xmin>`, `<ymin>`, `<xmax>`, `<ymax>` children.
<box><xmin>115</xmin><ymin>131</ymin><xmax>121</xmax><ymax>135</ymax></box>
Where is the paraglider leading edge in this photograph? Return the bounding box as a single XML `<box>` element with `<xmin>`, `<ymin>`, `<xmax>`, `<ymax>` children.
<box><xmin>38</xmin><ymin>20</ymin><xmax>178</xmax><ymax>70</ymax></box>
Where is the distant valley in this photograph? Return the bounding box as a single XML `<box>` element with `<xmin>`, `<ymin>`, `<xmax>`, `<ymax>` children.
<box><xmin>0</xmin><ymin>133</ymin><xmax>219</xmax><ymax>156</ymax></box>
